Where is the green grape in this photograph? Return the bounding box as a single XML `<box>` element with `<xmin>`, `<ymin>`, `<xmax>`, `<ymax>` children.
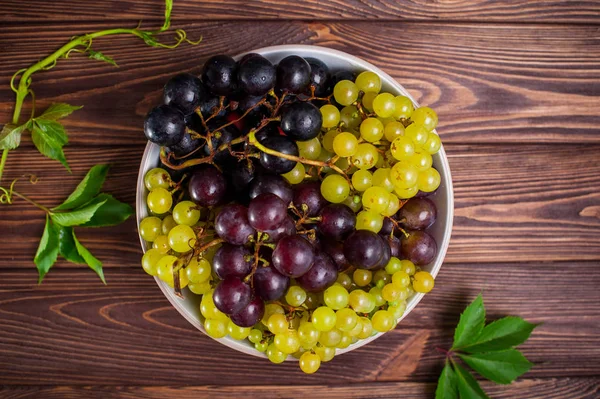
<box><xmin>335</xmin><ymin>308</ymin><xmax>358</xmax><ymax>332</ymax></box>
<box><xmin>200</xmin><ymin>290</ymin><xmax>228</xmax><ymax>321</ymax></box>
<box><xmin>342</xmin><ymin>194</ymin><xmax>362</xmax><ymax>213</ymax></box>
<box><xmin>255</xmin><ymin>341</ymin><xmax>268</xmax><ymax>352</ymax></box>
<box><xmin>340</xmin><ymin>105</ymin><xmax>362</xmax><ymax>130</ymax></box>
<box><xmin>362</xmin><ymin>91</ymin><xmax>377</xmax><ymax>112</ymax></box>
<box><xmin>161</xmin><ymin>215</ymin><xmax>177</xmax><ymax>235</ymax></box>
<box><xmin>266</xmin><ymin>343</ymin><xmax>287</xmax><ymax>364</ymax></box>
<box><xmin>152</xmin><ymin>235</ymin><xmax>170</xmax><ymax>254</ymax></box>
<box><xmin>172</xmin><ymin>200</ymin><xmax>201</xmax><ymax>226</ymax></box>
<box><xmin>314</xmin><ymin>345</ymin><xmax>336</xmax><ymax>362</ymax></box>
<box><xmin>369</xmin><ymin>286</ymin><xmax>386</xmax><ymax>306</ymax></box>
<box><xmin>335</xmin><ymin>156</ymin><xmax>352</xmax><ymax>171</ymax></box>
<box><xmin>286</xmin><ymin>286</ymin><xmax>307</xmax><ymax>307</ymax></box>
<box><xmin>351</xmin><ymin>169</ymin><xmax>373</xmax><ymax>192</ymax></box>
<box><xmin>323</xmin><ymin>284</ymin><xmax>349</xmax><ymax>310</ymax></box>
<box><xmin>139</xmin><ymin>216</ymin><xmax>162</xmax><ymax>242</ymax></box>
<box><xmin>351</xmin><ymin>143</ymin><xmax>379</xmax><ymax>170</ymax></box>
<box><xmin>347</xmin><ymin>317</ymin><xmax>364</xmax><ymax>337</ymax></box>
<box><xmin>320</xmin><ymin>174</ymin><xmax>350</xmax><ymax>203</ymax></box>
<box><xmin>411</xmin><ymin>106</ymin><xmax>438</xmax><ymax>132</ymax></box>
<box><xmin>373</xmin><ymin>269</ymin><xmax>392</xmax><ymax>286</ymax></box>
<box><xmin>188</xmin><ymin>281</ymin><xmax>212</xmax><ymax>295</ymax></box>
<box><xmin>299</xmin><ymin>352</ymin><xmax>321</xmax><ymax>374</ymax></box>
<box><xmin>390</xmin><ymin>162</ymin><xmax>419</xmax><ymax>189</ymax></box>
<box><xmin>228</xmin><ymin>320</ymin><xmax>251</xmax><ymax>340</ymax></box>
<box><xmin>382</xmin><ymin>283</ymin><xmax>404</xmax><ymax>302</ymax></box>
<box><xmin>390</xmin><ymin>136</ymin><xmax>415</xmax><ymax>161</ymax></box>
<box><xmin>353</xmin><ymin>269</ymin><xmax>372</xmax><ymax>287</ymax></box>
<box><xmin>372</xmin><ymin>310</ymin><xmax>396</xmax><ymax>332</ymax></box>
<box><xmin>311</xmin><ymin>306</ymin><xmax>336</xmax><ymax>332</ymax></box>
<box><xmin>267</xmin><ymin>313</ymin><xmax>289</xmax><ymax>334</ymax></box>
<box><xmin>274</xmin><ymin>330</ymin><xmax>301</xmax><ymax>354</ymax></box>
<box><xmin>388</xmin><ymin>301</ymin><xmax>407</xmax><ymax>319</ymax></box>
<box><xmin>382</xmin><ymin>193</ymin><xmax>400</xmax><ymax>217</ymax></box>
<box><xmin>319</xmin><ymin>328</ymin><xmax>342</xmax><ymax>347</ymax></box>
<box><xmin>248</xmin><ymin>329</ymin><xmax>263</xmax><ymax>344</ymax></box>
<box><xmin>335</xmin><ymin>273</ymin><xmax>353</xmax><ymax>290</ymax></box>
<box><xmin>336</xmin><ymin>334</ymin><xmax>353</xmax><ymax>349</ymax></box>
<box><xmin>333</xmin><ymin>132</ymin><xmax>359</xmax><ymax>157</ymax></box>
<box><xmin>298</xmin><ymin>321</ymin><xmax>321</xmax><ymax>346</ymax></box>
<box><xmin>320</xmin><ymin>104</ymin><xmax>341</xmax><ymax>128</ymax></box>
<box><xmin>356</xmin><ymin>210</ymin><xmax>384</xmax><ymax>233</ymax></box>
<box><xmin>384</xmin><ymin>121</ymin><xmax>405</xmax><ymax>142</ymax></box>
<box><xmin>385</xmin><ymin>257</ymin><xmax>403</xmax><ymax>274</ymax></box>
<box><xmin>394</xmin><ymin>184</ymin><xmax>418</xmax><ymax>199</ymax></box>
<box><xmin>400</xmin><ymin>260</ymin><xmax>416</xmax><ymax>276</ymax></box>
<box><xmin>147</xmin><ymin>188</ymin><xmax>172</xmax><ymax>215</ymax></box>
<box><xmin>297</xmin><ymin>137</ymin><xmax>322</xmax><ymax>160</ymax></box>
<box><xmin>413</xmin><ymin>271</ymin><xmax>435</xmax><ymax>293</ymax></box>
<box><xmin>144</xmin><ymin>167</ymin><xmax>171</xmax><ymax>191</ymax></box>
<box><xmin>203</xmin><ymin>244</ymin><xmax>219</xmax><ymax>263</ymax></box>
<box><xmin>392</xmin><ymin>271</ymin><xmax>411</xmax><ymax>288</ymax></box>
<box><xmin>405</xmin><ymin>123</ymin><xmax>429</xmax><ymax>146</ymax></box>
<box><xmin>410</xmin><ymin>149</ymin><xmax>433</xmax><ymax>171</ymax></box>
<box><xmin>423</xmin><ymin>133</ymin><xmax>442</xmax><ymax>154</ymax></box>
<box><xmin>362</xmin><ymin>186</ymin><xmax>390</xmax><ymax>214</ymax></box>
<box><xmin>304</xmin><ymin>292</ymin><xmax>322</xmax><ymax>310</ymax></box>
<box><xmin>186</xmin><ymin>257</ymin><xmax>212</xmax><ymax>283</ymax></box>
<box><xmin>261</xmin><ymin>303</ymin><xmax>284</xmax><ymax>325</ymax></box>
<box><xmin>205</xmin><ymin>318</ymin><xmax>228</xmax><ymax>338</ymax></box>
<box><xmin>359</xmin><ymin>118</ymin><xmax>384</xmax><ymax>143</ymax></box>
<box><xmin>371</xmin><ymin>168</ymin><xmax>395</xmax><ymax>193</ymax></box>
<box><xmin>322</xmin><ymin>129</ymin><xmax>340</xmax><ymax>153</ymax></box>
<box><xmin>372</xmin><ymin>93</ymin><xmax>396</xmax><ymax>118</ymax></box>
<box><xmin>357</xmin><ymin>317</ymin><xmax>373</xmax><ymax>339</ymax></box>
<box><xmin>333</xmin><ymin>80</ymin><xmax>359</xmax><ymax>106</ymax></box>
<box><xmin>141</xmin><ymin>248</ymin><xmax>162</xmax><ymax>276</ymax></box>
<box><xmin>392</xmin><ymin>96</ymin><xmax>414</xmax><ymax>119</ymax></box>
<box><xmin>168</xmin><ymin>224</ymin><xmax>196</xmax><ymax>253</ymax></box>
<box><xmin>378</xmin><ymin>117</ymin><xmax>396</xmax><ymax>127</ymax></box>
<box><xmin>417</xmin><ymin>168</ymin><xmax>441</xmax><ymax>192</ymax></box>
<box><xmin>355</xmin><ymin>71</ymin><xmax>381</xmax><ymax>93</ymax></box>
<box><xmin>348</xmin><ymin>290</ymin><xmax>373</xmax><ymax>313</ymax></box>
<box><xmin>156</xmin><ymin>255</ymin><xmax>189</xmax><ymax>289</ymax></box>
<box><xmin>282</xmin><ymin>162</ymin><xmax>305</xmax><ymax>184</ymax></box>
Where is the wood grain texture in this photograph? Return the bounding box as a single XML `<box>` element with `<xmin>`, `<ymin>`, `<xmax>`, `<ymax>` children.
<box><xmin>1</xmin><ymin>22</ymin><xmax>599</xmax><ymax>144</ymax></box>
<box><xmin>0</xmin><ymin>262</ymin><xmax>598</xmax><ymax>386</ymax></box>
<box><xmin>2</xmin><ymin>0</ymin><xmax>600</xmax><ymax>23</ymax></box>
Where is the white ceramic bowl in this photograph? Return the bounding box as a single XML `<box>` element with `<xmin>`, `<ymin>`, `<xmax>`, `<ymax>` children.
<box><xmin>136</xmin><ymin>45</ymin><xmax>454</xmax><ymax>359</ymax></box>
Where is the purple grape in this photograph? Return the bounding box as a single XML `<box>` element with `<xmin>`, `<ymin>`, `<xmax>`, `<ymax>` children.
<box><xmin>259</xmin><ymin>136</ymin><xmax>299</xmax><ymax>174</ymax></box>
<box><xmin>292</xmin><ymin>181</ymin><xmax>327</xmax><ymax>217</ymax></box>
<box><xmin>305</xmin><ymin>57</ymin><xmax>330</xmax><ymax>97</ymax></box>
<box><xmin>321</xmin><ymin>239</ymin><xmax>350</xmax><ymax>271</ymax></box>
<box><xmin>201</xmin><ymin>54</ymin><xmax>238</xmax><ymax>96</ymax></box>
<box><xmin>213</xmin><ymin>244</ymin><xmax>253</xmax><ymax>280</ymax></box>
<box><xmin>144</xmin><ymin>104</ymin><xmax>186</xmax><ymax>146</ymax></box>
<box><xmin>163</xmin><ymin>73</ymin><xmax>206</xmax><ymax>116</ymax></box>
<box><xmin>372</xmin><ymin>235</ymin><xmax>391</xmax><ymax>270</ymax></box>
<box><xmin>249</xmin><ymin>174</ymin><xmax>293</xmax><ymax>204</ymax></box>
<box><xmin>272</xmin><ymin>235</ymin><xmax>315</xmax><ymax>277</ymax></box>
<box><xmin>296</xmin><ymin>252</ymin><xmax>338</xmax><ymax>292</ymax></box>
<box><xmin>263</xmin><ymin>216</ymin><xmax>296</xmax><ymax>243</ymax></box>
<box><xmin>317</xmin><ymin>204</ymin><xmax>356</xmax><ymax>241</ymax></box>
<box><xmin>401</xmin><ymin>230</ymin><xmax>437</xmax><ymax>266</ymax></box>
<box><xmin>280</xmin><ymin>102</ymin><xmax>322</xmax><ymax>141</ymax></box>
<box><xmin>214</xmin><ymin>204</ymin><xmax>256</xmax><ymax>245</ymax></box>
<box><xmin>397</xmin><ymin>198</ymin><xmax>437</xmax><ymax>230</ymax></box>
<box><xmin>189</xmin><ymin>165</ymin><xmax>227</xmax><ymax>207</ymax></box>
<box><xmin>343</xmin><ymin>230</ymin><xmax>386</xmax><ymax>270</ymax></box>
<box><xmin>230</xmin><ymin>297</ymin><xmax>265</xmax><ymax>327</ymax></box>
<box><xmin>237</xmin><ymin>54</ymin><xmax>276</xmax><ymax>96</ymax></box>
<box><xmin>276</xmin><ymin>55</ymin><xmax>311</xmax><ymax>94</ymax></box>
<box><xmin>248</xmin><ymin>193</ymin><xmax>288</xmax><ymax>231</ymax></box>
<box><xmin>212</xmin><ymin>278</ymin><xmax>252</xmax><ymax>315</ymax></box>
<box><xmin>380</xmin><ymin>217</ymin><xmax>395</xmax><ymax>236</ymax></box>
<box><xmin>227</xmin><ymin>160</ymin><xmax>256</xmax><ymax>194</ymax></box>
<box><xmin>252</xmin><ymin>265</ymin><xmax>290</xmax><ymax>301</ymax></box>
<box><xmin>380</xmin><ymin>234</ymin><xmax>401</xmax><ymax>258</ymax></box>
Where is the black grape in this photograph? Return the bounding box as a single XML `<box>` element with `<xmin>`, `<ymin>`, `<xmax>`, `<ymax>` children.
<box><xmin>380</xmin><ymin>234</ymin><xmax>401</xmax><ymax>258</ymax></box>
<box><xmin>263</xmin><ymin>216</ymin><xmax>296</xmax><ymax>243</ymax></box>
<box><xmin>163</xmin><ymin>73</ymin><xmax>205</xmax><ymax>116</ymax></box>
<box><xmin>372</xmin><ymin>235</ymin><xmax>391</xmax><ymax>270</ymax></box>
<box><xmin>188</xmin><ymin>165</ymin><xmax>227</xmax><ymax>207</ymax></box>
<box><xmin>259</xmin><ymin>136</ymin><xmax>299</xmax><ymax>174</ymax></box>
<box><xmin>293</xmin><ymin>180</ymin><xmax>328</xmax><ymax>217</ymax></box>
<box><xmin>305</xmin><ymin>57</ymin><xmax>331</xmax><ymax>97</ymax></box>
<box><xmin>280</xmin><ymin>102</ymin><xmax>322</xmax><ymax>141</ymax></box>
<box><xmin>230</xmin><ymin>297</ymin><xmax>265</xmax><ymax>328</ymax></box>
<box><xmin>248</xmin><ymin>193</ymin><xmax>288</xmax><ymax>231</ymax></box>
<box><xmin>212</xmin><ymin>278</ymin><xmax>252</xmax><ymax>315</ymax></box>
<box><xmin>167</xmin><ymin>132</ymin><xmax>202</xmax><ymax>158</ymax></box>
<box><xmin>272</xmin><ymin>235</ymin><xmax>315</xmax><ymax>278</ymax></box>
<box><xmin>276</xmin><ymin>55</ymin><xmax>311</xmax><ymax>94</ymax></box>
<box><xmin>201</xmin><ymin>54</ymin><xmax>238</xmax><ymax>96</ymax></box>
<box><xmin>317</xmin><ymin>204</ymin><xmax>356</xmax><ymax>241</ymax></box>
<box><xmin>321</xmin><ymin>239</ymin><xmax>350</xmax><ymax>271</ymax></box>
<box><xmin>253</xmin><ymin>265</ymin><xmax>290</xmax><ymax>301</ymax></box>
<box><xmin>214</xmin><ymin>204</ymin><xmax>256</xmax><ymax>245</ymax></box>
<box><xmin>248</xmin><ymin>173</ymin><xmax>293</xmax><ymax>204</ymax></box>
<box><xmin>199</xmin><ymin>95</ymin><xmax>228</xmax><ymax>119</ymax></box>
<box><xmin>296</xmin><ymin>252</ymin><xmax>338</xmax><ymax>292</ymax></box>
<box><xmin>213</xmin><ymin>244</ymin><xmax>253</xmax><ymax>280</ymax></box>
<box><xmin>237</xmin><ymin>54</ymin><xmax>276</xmax><ymax>96</ymax></box>
<box><xmin>343</xmin><ymin>230</ymin><xmax>386</xmax><ymax>270</ymax></box>
<box><xmin>401</xmin><ymin>230</ymin><xmax>437</xmax><ymax>266</ymax></box>
<box><xmin>144</xmin><ymin>104</ymin><xmax>186</xmax><ymax>146</ymax></box>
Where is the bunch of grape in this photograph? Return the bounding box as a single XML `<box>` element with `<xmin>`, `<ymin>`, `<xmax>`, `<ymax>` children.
<box><xmin>139</xmin><ymin>53</ymin><xmax>442</xmax><ymax>373</ymax></box>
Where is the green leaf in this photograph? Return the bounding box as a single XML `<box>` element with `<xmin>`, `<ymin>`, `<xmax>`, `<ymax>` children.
<box><xmin>452</xmin><ymin>294</ymin><xmax>485</xmax><ymax>350</ymax></box>
<box><xmin>454</xmin><ymin>362</ymin><xmax>490</xmax><ymax>399</ymax></box>
<box><xmin>72</xmin><ymin>230</ymin><xmax>106</xmax><ymax>284</ymax></box>
<box><xmin>57</xmin><ymin>225</ymin><xmax>85</xmax><ymax>264</ymax></box>
<box><xmin>79</xmin><ymin>193</ymin><xmax>133</xmax><ymax>227</ymax></box>
<box><xmin>88</xmin><ymin>50</ymin><xmax>118</xmax><ymax>67</ymax></box>
<box><xmin>34</xmin><ymin>215</ymin><xmax>60</xmax><ymax>283</ymax></box>
<box><xmin>39</xmin><ymin>103</ymin><xmax>83</xmax><ymax>121</ymax></box>
<box><xmin>53</xmin><ymin>164</ymin><xmax>110</xmax><ymax>211</ymax></box>
<box><xmin>0</xmin><ymin>123</ymin><xmax>27</xmax><ymax>150</ymax></box>
<box><xmin>50</xmin><ymin>198</ymin><xmax>107</xmax><ymax>226</ymax></box>
<box><xmin>458</xmin><ymin>350</ymin><xmax>533</xmax><ymax>385</ymax></box>
<box><xmin>435</xmin><ymin>360</ymin><xmax>458</xmax><ymax>399</ymax></box>
<box><xmin>461</xmin><ymin>317</ymin><xmax>539</xmax><ymax>353</ymax></box>
<box><xmin>31</xmin><ymin>119</ymin><xmax>70</xmax><ymax>172</ymax></box>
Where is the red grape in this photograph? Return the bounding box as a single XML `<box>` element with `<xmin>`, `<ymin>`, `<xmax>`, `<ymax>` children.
<box><xmin>272</xmin><ymin>235</ymin><xmax>315</xmax><ymax>277</ymax></box>
<box><xmin>212</xmin><ymin>278</ymin><xmax>252</xmax><ymax>315</ymax></box>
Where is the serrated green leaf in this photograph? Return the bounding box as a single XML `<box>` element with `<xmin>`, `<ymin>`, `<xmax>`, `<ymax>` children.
<box><xmin>461</xmin><ymin>317</ymin><xmax>539</xmax><ymax>353</ymax></box>
<box><xmin>452</xmin><ymin>294</ymin><xmax>485</xmax><ymax>350</ymax></box>
<box><xmin>57</xmin><ymin>225</ymin><xmax>85</xmax><ymax>264</ymax></box>
<box><xmin>459</xmin><ymin>350</ymin><xmax>533</xmax><ymax>385</ymax></box>
<box><xmin>31</xmin><ymin>119</ymin><xmax>70</xmax><ymax>172</ymax></box>
<box><xmin>72</xmin><ymin>230</ymin><xmax>105</xmax><ymax>284</ymax></box>
<box><xmin>88</xmin><ymin>50</ymin><xmax>118</xmax><ymax>67</ymax></box>
<box><xmin>454</xmin><ymin>362</ymin><xmax>490</xmax><ymax>399</ymax></box>
<box><xmin>34</xmin><ymin>215</ymin><xmax>60</xmax><ymax>283</ymax></box>
<box><xmin>79</xmin><ymin>193</ymin><xmax>133</xmax><ymax>227</ymax></box>
<box><xmin>50</xmin><ymin>199</ymin><xmax>107</xmax><ymax>226</ymax></box>
<box><xmin>435</xmin><ymin>360</ymin><xmax>458</xmax><ymax>399</ymax></box>
<box><xmin>0</xmin><ymin>123</ymin><xmax>27</xmax><ymax>150</ymax></box>
<box><xmin>53</xmin><ymin>164</ymin><xmax>110</xmax><ymax>211</ymax></box>
<box><xmin>39</xmin><ymin>103</ymin><xmax>83</xmax><ymax>121</ymax></box>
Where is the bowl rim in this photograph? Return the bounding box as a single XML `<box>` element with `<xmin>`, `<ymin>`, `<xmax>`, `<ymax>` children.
<box><xmin>136</xmin><ymin>44</ymin><xmax>454</xmax><ymax>359</ymax></box>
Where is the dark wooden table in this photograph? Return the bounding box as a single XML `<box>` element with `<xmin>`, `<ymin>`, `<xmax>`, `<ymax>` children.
<box><xmin>1</xmin><ymin>1</ymin><xmax>599</xmax><ymax>398</ymax></box>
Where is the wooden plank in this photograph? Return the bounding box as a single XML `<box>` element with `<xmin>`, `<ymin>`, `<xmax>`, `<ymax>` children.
<box><xmin>2</xmin><ymin>0</ymin><xmax>600</xmax><ymax>23</ymax></box>
<box><xmin>0</xmin><ymin>264</ymin><xmax>598</xmax><ymax>386</ymax></box>
<box><xmin>0</xmin><ymin>378</ymin><xmax>599</xmax><ymax>399</ymax></box>
<box><xmin>1</xmin><ymin>22</ymin><xmax>599</xmax><ymax>144</ymax></box>
<box><xmin>1</xmin><ymin>143</ymin><xmax>598</xmax><ymax>267</ymax></box>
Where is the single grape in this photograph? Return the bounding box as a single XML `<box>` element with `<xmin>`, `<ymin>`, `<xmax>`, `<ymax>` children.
<box><xmin>266</xmin><ymin>343</ymin><xmax>287</xmax><ymax>363</ymax></box>
<box><xmin>312</xmin><ymin>306</ymin><xmax>337</xmax><ymax>332</ymax></box>
<box><xmin>333</xmin><ymin>80</ymin><xmax>359</xmax><ymax>106</ymax></box>
<box><xmin>355</xmin><ymin>71</ymin><xmax>381</xmax><ymax>93</ymax></box>
<box><xmin>248</xmin><ymin>329</ymin><xmax>263</xmax><ymax>344</ymax></box>
<box><xmin>412</xmin><ymin>106</ymin><xmax>438</xmax><ymax>132</ymax></box>
<box><xmin>382</xmin><ymin>193</ymin><xmax>400</xmax><ymax>217</ymax></box>
<box><xmin>320</xmin><ymin>104</ymin><xmax>341</xmax><ymax>129</ymax></box>
<box><xmin>281</xmin><ymin>162</ymin><xmax>305</xmax><ymax>185</ymax></box>
<box><xmin>261</xmin><ymin>303</ymin><xmax>284</xmax><ymax>325</ymax></box>
<box><xmin>362</xmin><ymin>186</ymin><xmax>390</xmax><ymax>214</ymax></box>
<box><xmin>351</xmin><ymin>143</ymin><xmax>379</xmax><ymax>170</ymax></box>
<box><xmin>140</xmin><ymin>216</ymin><xmax>162</xmax><ymax>242</ymax></box>
<box><xmin>188</xmin><ymin>165</ymin><xmax>227</xmax><ymax>207</ymax></box>
<box><xmin>230</xmin><ymin>297</ymin><xmax>265</xmax><ymax>327</ymax></box>
<box><xmin>167</xmin><ymin>132</ymin><xmax>202</xmax><ymax>158</ymax></box>
<box><xmin>384</xmin><ymin>257</ymin><xmax>402</xmax><ymax>275</ymax></box>
<box><xmin>323</xmin><ymin>284</ymin><xmax>349</xmax><ymax>310</ymax></box>
<box><xmin>267</xmin><ymin>313</ymin><xmax>289</xmax><ymax>335</ymax></box>
<box><xmin>391</xmin><ymin>162</ymin><xmax>419</xmax><ymax>189</ymax></box>
<box><xmin>320</xmin><ymin>174</ymin><xmax>350</xmax><ymax>203</ymax></box>
<box><xmin>167</xmin><ymin>224</ymin><xmax>196</xmax><ymax>253</ymax></box>
<box><xmin>370</xmin><ymin>286</ymin><xmax>386</xmax><ymax>306</ymax></box>
<box><xmin>342</xmin><ymin>194</ymin><xmax>362</xmax><ymax>213</ymax></box>
<box><xmin>382</xmin><ymin>283</ymin><xmax>404</xmax><ymax>302</ymax></box>
<box><xmin>362</xmin><ymin>91</ymin><xmax>377</xmax><ymax>112</ymax></box>
<box><xmin>141</xmin><ymin>248</ymin><xmax>162</xmax><ymax>276</ymax></box>
<box><xmin>248</xmin><ymin>193</ymin><xmax>288</xmax><ymax>231</ymax></box>
<box><xmin>318</xmin><ymin>328</ymin><xmax>342</xmax><ymax>347</ymax></box>
<box><xmin>186</xmin><ymin>257</ymin><xmax>212</xmax><ymax>283</ymax></box>
<box><xmin>188</xmin><ymin>281</ymin><xmax>212</xmax><ymax>295</ymax></box>
<box><xmin>281</xmin><ymin>102</ymin><xmax>323</xmax><ymax>141</ymax></box>
<box><xmin>401</xmin><ymin>259</ymin><xmax>416</xmax><ymax>276</ymax></box>
<box><xmin>392</xmin><ymin>270</ymin><xmax>411</xmax><ymax>288</ymax></box>
<box><xmin>356</xmin><ymin>210</ymin><xmax>384</xmax><ymax>233</ymax></box>
<box><xmin>200</xmin><ymin>290</ymin><xmax>229</xmax><ymax>321</ymax></box>
<box><xmin>296</xmin><ymin>252</ymin><xmax>338</xmax><ymax>292</ymax></box>
<box><xmin>297</xmin><ymin>137</ymin><xmax>322</xmax><ymax>160</ymax></box>
<box><xmin>317</xmin><ymin>204</ymin><xmax>356</xmax><ymax>241</ymax></box>
<box><xmin>339</xmin><ymin>105</ymin><xmax>362</xmax><ymax>130</ymax></box>
<box><xmin>163</xmin><ymin>73</ymin><xmax>205</xmax><ymax>115</ymax></box>
<box><xmin>227</xmin><ymin>320</ymin><xmax>252</xmax><ymax>340</ymax></box>
<box><xmin>249</xmin><ymin>173</ymin><xmax>293</xmax><ymax>204</ymax></box>
<box><xmin>161</xmin><ymin>215</ymin><xmax>177</xmax><ymax>235</ymax></box>
<box><xmin>272</xmin><ymin>235</ymin><xmax>315</xmax><ymax>278</ymax></box>
<box><xmin>144</xmin><ymin>168</ymin><xmax>171</xmax><ymax>191</ymax></box>
<box><xmin>144</xmin><ymin>104</ymin><xmax>186</xmax><ymax>146</ymax></box>
<box><xmin>201</xmin><ymin>55</ymin><xmax>238</xmax><ymax>96</ymax></box>
<box><xmin>237</xmin><ymin>54</ymin><xmax>276</xmax><ymax>96</ymax></box>
<box><xmin>255</xmin><ymin>341</ymin><xmax>268</xmax><ymax>353</ymax></box>
<box><xmin>392</xmin><ymin>96</ymin><xmax>414</xmax><ymax>119</ymax></box>
<box><xmin>172</xmin><ymin>200</ymin><xmax>201</xmax><ymax>226</ymax></box>
<box><xmin>394</xmin><ymin>184</ymin><xmax>419</xmax><ymax>199</ymax></box>
<box><xmin>263</xmin><ymin>216</ymin><xmax>296</xmax><ymax>243</ymax></box>
<box><xmin>314</xmin><ymin>345</ymin><xmax>336</xmax><ymax>362</ymax></box>
<box><xmin>344</xmin><ymin>230</ymin><xmax>387</xmax><ymax>270</ymax></box>
<box><xmin>214</xmin><ymin>204</ymin><xmax>256</xmax><ymax>245</ymax></box>
<box><xmin>253</xmin><ymin>265</ymin><xmax>290</xmax><ymax>301</ymax></box>
<box><xmin>405</xmin><ymin>123</ymin><xmax>429</xmax><ymax>146</ymax></box>
<box><xmin>147</xmin><ymin>188</ymin><xmax>172</xmax><ymax>214</ymax></box>
<box><xmin>274</xmin><ymin>329</ymin><xmax>301</xmax><ymax>354</ymax></box>
<box><xmin>332</xmin><ymin>132</ymin><xmax>358</xmax><ymax>157</ymax></box>
<box><xmin>306</xmin><ymin>57</ymin><xmax>331</xmax><ymax>97</ymax></box>
<box><xmin>353</xmin><ymin>269</ymin><xmax>372</xmax><ymax>287</ymax></box>
<box><xmin>398</xmin><ymin>197</ymin><xmax>437</xmax><ymax>230</ymax></box>
<box><xmin>293</xmin><ymin>180</ymin><xmax>328</xmax><ymax>217</ymax></box>
<box><xmin>156</xmin><ymin>255</ymin><xmax>189</xmax><ymax>288</ymax></box>
<box><xmin>205</xmin><ymin>318</ymin><xmax>228</xmax><ymax>338</ymax></box>
<box><xmin>276</xmin><ymin>55</ymin><xmax>311</xmax><ymax>94</ymax></box>
<box><xmin>401</xmin><ymin>230</ymin><xmax>437</xmax><ymax>265</ymax></box>
<box><xmin>388</xmin><ymin>301</ymin><xmax>407</xmax><ymax>319</ymax></box>
<box><xmin>334</xmin><ymin>308</ymin><xmax>357</xmax><ymax>332</ymax></box>
<box><xmin>286</xmin><ymin>286</ymin><xmax>307</xmax><ymax>307</ymax></box>
<box><xmin>348</xmin><ymin>289</ymin><xmax>374</xmax><ymax>313</ymax></box>
<box><xmin>391</xmin><ymin>136</ymin><xmax>415</xmax><ymax>161</ymax></box>
<box><xmin>352</xmin><ymin>169</ymin><xmax>373</xmax><ymax>192</ymax></box>
<box><xmin>299</xmin><ymin>351</ymin><xmax>321</xmax><ymax>374</ymax></box>
<box><xmin>321</xmin><ymin>240</ymin><xmax>350</xmax><ymax>271</ymax></box>
<box><xmin>384</xmin><ymin>121</ymin><xmax>405</xmax><ymax>142</ymax></box>
<box><xmin>201</xmin><ymin>124</ymin><xmax>242</xmax><ymax>165</ymax></box>
<box><xmin>423</xmin><ymin>132</ymin><xmax>442</xmax><ymax>154</ymax></box>
<box><xmin>335</xmin><ymin>273</ymin><xmax>352</xmax><ymax>290</ymax></box>
<box><xmin>355</xmin><ymin>317</ymin><xmax>372</xmax><ymax>339</ymax></box>
<box><xmin>373</xmin><ymin>93</ymin><xmax>396</xmax><ymax>118</ymax></box>
<box><xmin>212</xmin><ymin>278</ymin><xmax>252</xmax><ymax>315</ymax></box>
<box><xmin>417</xmin><ymin>168</ymin><xmax>441</xmax><ymax>192</ymax></box>
<box><xmin>259</xmin><ymin>136</ymin><xmax>299</xmax><ymax>174</ymax></box>
<box><xmin>413</xmin><ymin>271</ymin><xmax>435</xmax><ymax>293</ymax></box>
<box><xmin>213</xmin><ymin>243</ymin><xmax>252</xmax><ymax>280</ymax></box>
<box><xmin>371</xmin><ymin>168</ymin><xmax>394</xmax><ymax>193</ymax></box>
<box><xmin>360</xmin><ymin>118</ymin><xmax>384</xmax><ymax>143</ymax></box>
<box><xmin>410</xmin><ymin>149</ymin><xmax>433</xmax><ymax>171</ymax></box>
<box><xmin>372</xmin><ymin>310</ymin><xmax>396</xmax><ymax>332</ymax></box>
